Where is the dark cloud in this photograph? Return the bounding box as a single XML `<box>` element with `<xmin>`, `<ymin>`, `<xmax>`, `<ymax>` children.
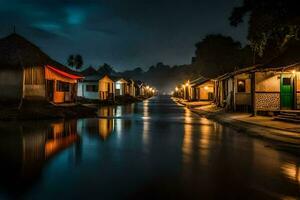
<box><xmin>0</xmin><ymin>0</ymin><xmax>247</xmax><ymax>71</ymax></box>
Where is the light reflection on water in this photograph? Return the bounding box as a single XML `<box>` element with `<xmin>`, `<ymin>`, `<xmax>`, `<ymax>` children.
<box><xmin>0</xmin><ymin>96</ymin><xmax>299</xmax><ymax>199</ymax></box>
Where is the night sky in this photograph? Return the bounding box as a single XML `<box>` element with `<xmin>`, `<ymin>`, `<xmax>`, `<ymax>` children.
<box><xmin>0</xmin><ymin>0</ymin><xmax>248</xmax><ymax>71</ymax></box>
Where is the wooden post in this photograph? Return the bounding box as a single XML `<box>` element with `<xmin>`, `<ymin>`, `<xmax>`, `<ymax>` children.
<box><xmin>233</xmin><ymin>77</ymin><xmax>236</xmax><ymax>112</ymax></box>
<box><xmin>251</xmin><ymin>72</ymin><xmax>257</xmax><ymax>116</ymax></box>
<box><xmin>293</xmin><ymin>73</ymin><xmax>297</xmax><ymax>109</ymax></box>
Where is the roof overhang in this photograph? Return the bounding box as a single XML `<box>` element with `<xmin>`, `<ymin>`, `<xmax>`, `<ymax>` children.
<box><xmin>46</xmin><ymin>65</ymin><xmax>83</xmax><ymax>79</ymax></box>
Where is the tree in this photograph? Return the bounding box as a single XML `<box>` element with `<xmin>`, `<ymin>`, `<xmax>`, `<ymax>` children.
<box><xmin>229</xmin><ymin>0</ymin><xmax>300</xmax><ymax>57</ymax></box>
<box><xmin>192</xmin><ymin>34</ymin><xmax>252</xmax><ymax>78</ymax></box>
<box><xmin>67</xmin><ymin>54</ymin><xmax>83</xmax><ymax>70</ymax></box>
<box><xmin>74</xmin><ymin>55</ymin><xmax>83</xmax><ymax>70</ymax></box>
<box><xmin>67</xmin><ymin>55</ymin><xmax>75</xmax><ymax>68</ymax></box>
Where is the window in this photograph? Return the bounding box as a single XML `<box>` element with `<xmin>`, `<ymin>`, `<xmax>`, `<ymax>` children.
<box><xmin>283</xmin><ymin>78</ymin><xmax>291</xmax><ymax>85</ymax></box>
<box><xmin>56</xmin><ymin>81</ymin><xmax>70</xmax><ymax>92</ymax></box>
<box><xmin>237</xmin><ymin>80</ymin><xmax>246</xmax><ymax>92</ymax></box>
<box><xmin>116</xmin><ymin>82</ymin><xmax>121</xmax><ymax>90</ymax></box>
<box><xmin>86</xmin><ymin>84</ymin><xmax>98</xmax><ymax>92</ymax></box>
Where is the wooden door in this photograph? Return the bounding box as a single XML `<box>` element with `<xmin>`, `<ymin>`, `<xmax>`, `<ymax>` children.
<box><xmin>280</xmin><ymin>74</ymin><xmax>294</xmax><ymax>109</ymax></box>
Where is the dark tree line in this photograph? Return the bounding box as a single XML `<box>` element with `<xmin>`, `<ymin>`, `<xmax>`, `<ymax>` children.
<box><xmin>191</xmin><ymin>34</ymin><xmax>253</xmax><ymax>78</ymax></box>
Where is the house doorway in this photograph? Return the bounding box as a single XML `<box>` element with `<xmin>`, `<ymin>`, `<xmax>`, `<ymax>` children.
<box><xmin>280</xmin><ymin>74</ymin><xmax>294</xmax><ymax>110</ymax></box>
<box><xmin>46</xmin><ymin>80</ymin><xmax>54</xmax><ymax>101</ymax></box>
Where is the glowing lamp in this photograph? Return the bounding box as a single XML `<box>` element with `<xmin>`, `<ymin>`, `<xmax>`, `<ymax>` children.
<box><xmin>204</xmin><ymin>86</ymin><xmax>209</xmax><ymax>90</ymax></box>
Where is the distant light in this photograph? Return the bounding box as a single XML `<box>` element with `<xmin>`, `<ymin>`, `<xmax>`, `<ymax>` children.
<box><xmin>292</xmin><ymin>70</ymin><xmax>296</xmax><ymax>74</ymax></box>
<box><xmin>175</xmin><ymin>87</ymin><xmax>179</xmax><ymax>91</ymax></box>
<box><xmin>204</xmin><ymin>86</ymin><xmax>209</xmax><ymax>90</ymax></box>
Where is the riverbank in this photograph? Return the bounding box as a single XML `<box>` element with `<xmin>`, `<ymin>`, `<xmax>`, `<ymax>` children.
<box><xmin>173</xmin><ymin>98</ymin><xmax>300</xmax><ymax>148</ymax></box>
<box><xmin>0</xmin><ymin>100</ymin><xmax>97</xmax><ymax>121</ymax></box>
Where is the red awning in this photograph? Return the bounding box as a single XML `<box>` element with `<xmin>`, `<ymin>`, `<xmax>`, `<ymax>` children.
<box><xmin>46</xmin><ymin>65</ymin><xmax>83</xmax><ymax>79</ymax></box>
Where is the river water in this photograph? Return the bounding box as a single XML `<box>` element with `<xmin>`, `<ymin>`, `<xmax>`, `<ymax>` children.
<box><xmin>0</xmin><ymin>96</ymin><xmax>299</xmax><ymax>199</ymax></box>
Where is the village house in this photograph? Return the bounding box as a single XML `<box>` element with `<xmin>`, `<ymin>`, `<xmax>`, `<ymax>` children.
<box><xmin>127</xmin><ymin>79</ymin><xmax>136</xmax><ymax>97</ymax></box>
<box><xmin>214</xmin><ymin>65</ymin><xmax>257</xmax><ymax>112</ymax></box>
<box><xmin>214</xmin><ymin>43</ymin><xmax>300</xmax><ymax>116</ymax></box>
<box><xmin>77</xmin><ymin>67</ymin><xmax>115</xmax><ymax>101</ymax></box>
<box><xmin>177</xmin><ymin>77</ymin><xmax>215</xmax><ymax>101</ymax></box>
<box><xmin>115</xmin><ymin>78</ymin><xmax>129</xmax><ymax>96</ymax></box>
<box><xmin>0</xmin><ymin>33</ymin><xmax>82</xmax><ymax>104</ymax></box>
<box><xmin>77</xmin><ymin>67</ymin><xmax>100</xmax><ymax>100</ymax></box>
<box><xmin>98</xmin><ymin>74</ymin><xmax>115</xmax><ymax>101</ymax></box>
<box><xmin>190</xmin><ymin>77</ymin><xmax>215</xmax><ymax>101</ymax></box>
<box><xmin>252</xmin><ymin>44</ymin><xmax>300</xmax><ymax>116</ymax></box>
<box><xmin>134</xmin><ymin>80</ymin><xmax>145</xmax><ymax>97</ymax></box>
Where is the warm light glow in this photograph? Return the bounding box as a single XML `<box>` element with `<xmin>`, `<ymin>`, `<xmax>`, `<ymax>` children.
<box><xmin>204</xmin><ymin>86</ymin><xmax>209</xmax><ymax>90</ymax></box>
<box><xmin>238</xmin><ymin>81</ymin><xmax>244</xmax><ymax>85</ymax></box>
<box><xmin>175</xmin><ymin>87</ymin><xmax>179</xmax><ymax>91</ymax></box>
<box><xmin>292</xmin><ymin>70</ymin><xmax>296</xmax><ymax>74</ymax></box>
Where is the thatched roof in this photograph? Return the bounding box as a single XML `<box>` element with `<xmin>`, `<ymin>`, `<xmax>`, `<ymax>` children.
<box><xmin>0</xmin><ymin>33</ymin><xmax>81</xmax><ymax>77</ymax></box>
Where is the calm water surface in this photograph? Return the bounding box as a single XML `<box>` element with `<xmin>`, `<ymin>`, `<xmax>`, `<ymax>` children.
<box><xmin>0</xmin><ymin>96</ymin><xmax>299</xmax><ymax>199</ymax></box>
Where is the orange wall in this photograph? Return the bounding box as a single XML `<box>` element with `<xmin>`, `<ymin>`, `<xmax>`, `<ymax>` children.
<box><xmin>45</xmin><ymin>67</ymin><xmax>77</xmax><ymax>103</ymax></box>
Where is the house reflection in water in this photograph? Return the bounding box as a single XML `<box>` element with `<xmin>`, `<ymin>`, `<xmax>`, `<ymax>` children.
<box><xmin>82</xmin><ymin>106</ymin><xmax>116</xmax><ymax>140</ymax></box>
<box><xmin>0</xmin><ymin>120</ymin><xmax>80</xmax><ymax>196</ymax></box>
<box><xmin>45</xmin><ymin>120</ymin><xmax>79</xmax><ymax>158</ymax></box>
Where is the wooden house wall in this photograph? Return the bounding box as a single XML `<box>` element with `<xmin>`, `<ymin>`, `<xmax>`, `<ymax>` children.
<box><xmin>24</xmin><ymin>66</ymin><xmax>46</xmax><ymax>100</ymax></box>
<box><xmin>255</xmin><ymin>71</ymin><xmax>280</xmax><ymax>111</ymax></box>
<box><xmin>200</xmin><ymin>81</ymin><xmax>214</xmax><ymax>100</ymax></box>
<box><xmin>234</xmin><ymin>73</ymin><xmax>251</xmax><ymax>106</ymax></box>
<box><xmin>130</xmin><ymin>83</ymin><xmax>136</xmax><ymax>97</ymax></box>
<box><xmin>193</xmin><ymin>81</ymin><xmax>214</xmax><ymax>100</ymax></box>
<box><xmin>215</xmin><ymin>80</ymin><xmax>223</xmax><ymax>106</ymax></box>
<box><xmin>99</xmin><ymin>76</ymin><xmax>115</xmax><ymax>100</ymax></box>
<box><xmin>0</xmin><ymin>69</ymin><xmax>22</xmax><ymax>101</ymax></box>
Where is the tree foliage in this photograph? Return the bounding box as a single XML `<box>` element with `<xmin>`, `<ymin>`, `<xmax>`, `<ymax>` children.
<box><xmin>229</xmin><ymin>0</ymin><xmax>300</xmax><ymax>56</ymax></box>
<box><xmin>67</xmin><ymin>54</ymin><xmax>84</xmax><ymax>70</ymax></box>
<box><xmin>192</xmin><ymin>34</ymin><xmax>252</xmax><ymax>78</ymax></box>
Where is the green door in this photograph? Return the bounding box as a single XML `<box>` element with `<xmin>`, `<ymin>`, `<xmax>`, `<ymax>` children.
<box><xmin>280</xmin><ymin>74</ymin><xmax>294</xmax><ymax>109</ymax></box>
